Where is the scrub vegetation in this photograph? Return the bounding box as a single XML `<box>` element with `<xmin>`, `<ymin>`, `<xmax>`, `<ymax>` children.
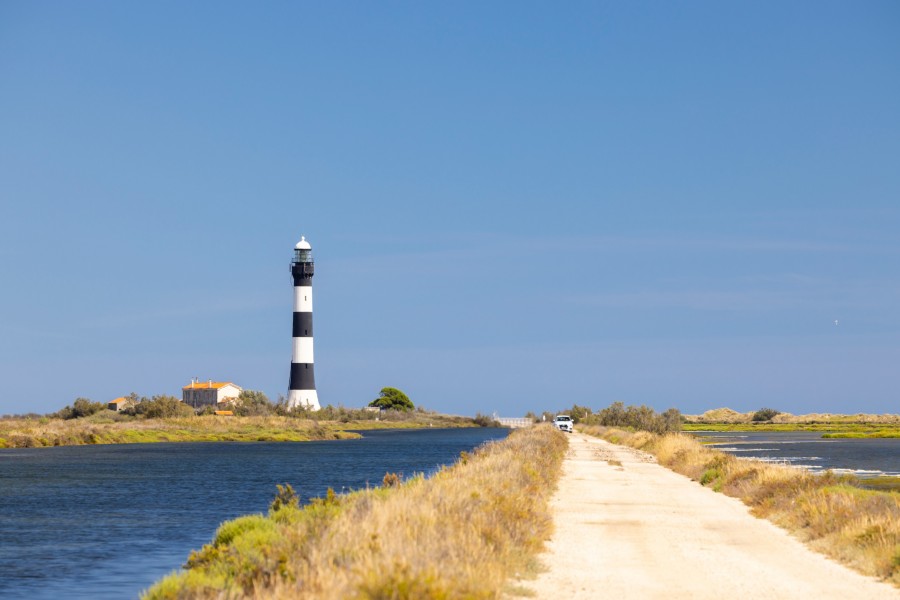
<box><xmin>822</xmin><ymin>430</ymin><xmax>900</xmax><ymax>439</ymax></box>
<box><xmin>580</xmin><ymin>425</ymin><xmax>900</xmax><ymax>587</ymax></box>
<box><xmin>681</xmin><ymin>406</ymin><xmax>900</xmax><ymax>437</ymax></box>
<box><xmin>684</xmin><ymin>407</ymin><xmax>900</xmax><ymax>427</ymax></box>
<box><xmin>143</xmin><ymin>425</ymin><xmax>567</xmax><ymax>599</ymax></box>
<box><xmin>0</xmin><ymin>389</ymin><xmax>492</xmax><ymax>448</ymax></box>
<box><xmin>0</xmin><ymin>415</ymin><xmax>361</xmax><ymax>447</ymax></box>
<box><xmin>683</xmin><ymin>422</ymin><xmax>900</xmax><ymax>435</ymax></box>
<box><xmin>532</xmin><ymin>401</ymin><xmax>683</xmax><ymax>434</ymax></box>
<box><xmin>0</xmin><ymin>412</ymin><xmax>486</xmax><ymax>448</ymax></box>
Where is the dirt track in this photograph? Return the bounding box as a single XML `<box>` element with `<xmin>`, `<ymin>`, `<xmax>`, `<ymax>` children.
<box><xmin>522</xmin><ymin>433</ymin><xmax>899</xmax><ymax>599</ymax></box>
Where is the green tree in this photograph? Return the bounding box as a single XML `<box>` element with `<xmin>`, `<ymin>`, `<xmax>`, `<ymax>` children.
<box><xmin>369</xmin><ymin>387</ymin><xmax>414</xmax><ymax>412</ymax></box>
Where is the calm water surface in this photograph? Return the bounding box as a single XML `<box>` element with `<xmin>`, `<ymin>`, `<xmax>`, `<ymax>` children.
<box><xmin>691</xmin><ymin>431</ymin><xmax>900</xmax><ymax>477</ymax></box>
<box><xmin>0</xmin><ymin>428</ymin><xmax>508</xmax><ymax>599</ymax></box>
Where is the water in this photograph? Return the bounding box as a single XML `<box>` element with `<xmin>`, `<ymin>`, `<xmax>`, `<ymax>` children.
<box><xmin>0</xmin><ymin>428</ymin><xmax>508</xmax><ymax>599</ymax></box>
<box><xmin>691</xmin><ymin>431</ymin><xmax>900</xmax><ymax>477</ymax></box>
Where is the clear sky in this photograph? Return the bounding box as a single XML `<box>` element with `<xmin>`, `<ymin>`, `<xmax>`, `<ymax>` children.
<box><xmin>2</xmin><ymin>2</ymin><xmax>898</xmax><ymax>417</ymax></box>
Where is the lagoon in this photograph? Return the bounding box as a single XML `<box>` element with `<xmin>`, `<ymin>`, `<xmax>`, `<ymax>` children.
<box><xmin>691</xmin><ymin>431</ymin><xmax>900</xmax><ymax>477</ymax></box>
<box><xmin>0</xmin><ymin>428</ymin><xmax>508</xmax><ymax>599</ymax></box>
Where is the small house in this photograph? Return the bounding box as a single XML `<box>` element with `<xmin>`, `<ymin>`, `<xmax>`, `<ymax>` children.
<box><xmin>108</xmin><ymin>397</ymin><xmax>133</xmax><ymax>412</ymax></box>
<box><xmin>182</xmin><ymin>380</ymin><xmax>242</xmax><ymax>408</ymax></box>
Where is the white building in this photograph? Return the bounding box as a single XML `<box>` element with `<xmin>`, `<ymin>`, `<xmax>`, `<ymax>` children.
<box><xmin>182</xmin><ymin>380</ymin><xmax>242</xmax><ymax>408</ymax></box>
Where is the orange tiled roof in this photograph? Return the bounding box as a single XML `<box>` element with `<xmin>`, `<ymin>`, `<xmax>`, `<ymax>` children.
<box><xmin>182</xmin><ymin>381</ymin><xmax>236</xmax><ymax>390</ymax></box>
<box><xmin>109</xmin><ymin>397</ymin><xmax>128</xmax><ymax>404</ymax></box>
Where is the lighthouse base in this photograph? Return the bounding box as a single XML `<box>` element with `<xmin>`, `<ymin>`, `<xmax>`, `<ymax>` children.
<box><xmin>287</xmin><ymin>390</ymin><xmax>320</xmax><ymax>411</ymax></box>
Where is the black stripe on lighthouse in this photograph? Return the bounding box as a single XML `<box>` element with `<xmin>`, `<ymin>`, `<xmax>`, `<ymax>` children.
<box><xmin>292</xmin><ymin>312</ymin><xmax>313</xmax><ymax>338</ymax></box>
<box><xmin>289</xmin><ymin>362</ymin><xmax>316</xmax><ymax>390</ymax></box>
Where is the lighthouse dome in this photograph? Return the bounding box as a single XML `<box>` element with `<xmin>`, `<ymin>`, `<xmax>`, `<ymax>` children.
<box><xmin>295</xmin><ymin>236</ymin><xmax>311</xmax><ymax>250</ymax></box>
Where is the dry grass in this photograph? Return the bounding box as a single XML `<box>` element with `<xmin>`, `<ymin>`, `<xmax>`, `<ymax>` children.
<box><xmin>579</xmin><ymin>425</ymin><xmax>900</xmax><ymax>587</ymax></box>
<box><xmin>143</xmin><ymin>424</ymin><xmax>567</xmax><ymax>599</ymax></box>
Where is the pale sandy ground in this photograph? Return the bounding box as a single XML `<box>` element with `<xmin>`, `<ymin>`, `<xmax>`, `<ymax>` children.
<box><xmin>520</xmin><ymin>433</ymin><xmax>899</xmax><ymax>599</ymax></box>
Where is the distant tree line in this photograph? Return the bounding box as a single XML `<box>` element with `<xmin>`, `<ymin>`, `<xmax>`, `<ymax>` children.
<box><xmin>46</xmin><ymin>386</ymin><xmax>431</xmax><ymax>422</ymax></box>
<box><xmin>528</xmin><ymin>401</ymin><xmax>683</xmax><ymax>434</ymax></box>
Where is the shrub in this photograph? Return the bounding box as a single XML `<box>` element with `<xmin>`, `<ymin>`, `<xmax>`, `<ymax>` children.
<box><xmin>589</xmin><ymin>402</ymin><xmax>682</xmax><ymax>434</ymax></box>
<box><xmin>472</xmin><ymin>413</ymin><xmax>501</xmax><ymax>427</ymax></box>
<box><xmin>752</xmin><ymin>407</ymin><xmax>780</xmax><ymax>422</ymax></box>
<box><xmin>382</xmin><ymin>472</ymin><xmax>401</xmax><ymax>488</ymax></box>
<box><xmin>233</xmin><ymin>390</ymin><xmax>273</xmax><ymax>416</ymax></box>
<box><xmin>53</xmin><ymin>398</ymin><xmax>106</xmax><ymax>420</ymax></box>
<box><xmin>212</xmin><ymin>515</ymin><xmax>275</xmax><ymax>548</ymax></box>
<box><xmin>270</xmin><ymin>484</ymin><xmax>299</xmax><ymax>512</ymax></box>
<box><xmin>567</xmin><ymin>404</ymin><xmax>593</xmax><ymax>424</ymax></box>
<box><xmin>130</xmin><ymin>396</ymin><xmax>194</xmax><ymax>419</ymax></box>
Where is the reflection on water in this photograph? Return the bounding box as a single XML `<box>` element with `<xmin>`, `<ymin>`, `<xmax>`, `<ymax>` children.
<box><xmin>0</xmin><ymin>428</ymin><xmax>508</xmax><ymax>599</ymax></box>
<box><xmin>692</xmin><ymin>431</ymin><xmax>900</xmax><ymax>478</ymax></box>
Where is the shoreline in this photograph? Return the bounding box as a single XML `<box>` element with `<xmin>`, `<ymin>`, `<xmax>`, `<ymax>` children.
<box><xmin>143</xmin><ymin>426</ymin><xmax>564</xmax><ymax>598</ymax></box>
<box><xmin>0</xmin><ymin>414</ymin><xmax>486</xmax><ymax>449</ymax></box>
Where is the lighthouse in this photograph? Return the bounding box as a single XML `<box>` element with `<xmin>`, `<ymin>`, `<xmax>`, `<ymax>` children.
<box><xmin>288</xmin><ymin>236</ymin><xmax>320</xmax><ymax>410</ymax></box>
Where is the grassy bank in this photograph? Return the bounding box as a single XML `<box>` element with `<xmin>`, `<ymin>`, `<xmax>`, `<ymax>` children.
<box><xmin>0</xmin><ymin>411</ymin><xmax>489</xmax><ymax>448</ymax></box>
<box><xmin>580</xmin><ymin>425</ymin><xmax>900</xmax><ymax>587</ymax></box>
<box><xmin>683</xmin><ymin>422</ymin><xmax>900</xmax><ymax>436</ymax></box>
<box><xmin>0</xmin><ymin>415</ymin><xmax>363</xmax><ymax>447</ymax></box>
<box><xmin>684</xmin><ymin>408</ymin><xmax>900</xmax><ymax>437</ymax></box>
<box><xmin>823</xmin><ymin>430</ymin><xmax>900</xmax><ymax>439</ymax></box>
<box><xmin>143</xmin><ymin>425</ymin><xmax>567</xmax><ymax>599</ymax></box>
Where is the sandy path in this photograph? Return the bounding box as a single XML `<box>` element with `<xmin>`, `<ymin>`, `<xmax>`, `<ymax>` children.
<box><xmin>522</xmin><ymin>433</ymin><xmax>899</xmax><ymax>599</ymax></box>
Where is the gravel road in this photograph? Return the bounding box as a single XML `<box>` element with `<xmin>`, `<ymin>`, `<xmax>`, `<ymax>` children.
<box><xmin>521</xmin><ymin>433</ymin><xmax>899</xmax><ymax>599</ymax></box>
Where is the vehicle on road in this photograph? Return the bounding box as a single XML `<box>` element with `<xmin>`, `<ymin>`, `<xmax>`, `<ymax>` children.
<box><xmin>553</xmin><ymin>415</ymin><xmax>573</xmax><ymax>433</ymax></box>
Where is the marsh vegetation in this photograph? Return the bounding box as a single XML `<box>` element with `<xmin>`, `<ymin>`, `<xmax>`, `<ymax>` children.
<box><xmin>0</xmin><ymin>409</ymin><xmax>485</xmax><ymax>448</ymax></box>
<box><xmin>0</xmin><ymin>386</ymin><xmax>495</xmax><ymax>448</ymax></box>
<box><xmin>143</xmin><ymin>425</ymin><xmax>567</xmax><ymax>599</ymax></box>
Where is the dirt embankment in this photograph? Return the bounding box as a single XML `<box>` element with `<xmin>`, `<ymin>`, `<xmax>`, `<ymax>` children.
<box><xmin>521</xmin><ymin>433</ymin><xmax>899</xmax><ymax>599</ymax></box>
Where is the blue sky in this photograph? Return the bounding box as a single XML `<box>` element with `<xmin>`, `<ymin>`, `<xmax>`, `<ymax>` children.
<box><xmin>1</xmin><ymin>2</ymin><xmax>898</xmax><ymax>416</ymax></box>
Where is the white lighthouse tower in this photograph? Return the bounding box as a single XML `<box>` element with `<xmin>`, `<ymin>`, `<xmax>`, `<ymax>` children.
<box><xmin>288</xmin><ymin>236</ymin><xmax>320</xmax><ymax>410</ymax></box>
